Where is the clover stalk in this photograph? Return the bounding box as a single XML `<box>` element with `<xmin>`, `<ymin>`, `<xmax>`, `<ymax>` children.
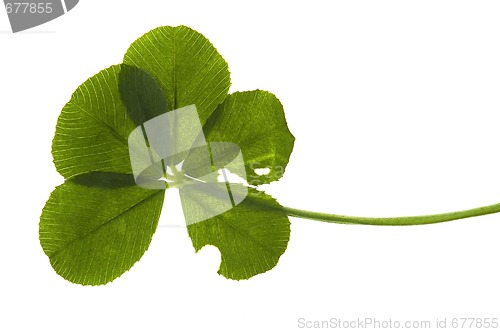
<box><xmin>278</xmin><ymin>202</ymin><xmax>500</xmax><ymax>226</ymax></box>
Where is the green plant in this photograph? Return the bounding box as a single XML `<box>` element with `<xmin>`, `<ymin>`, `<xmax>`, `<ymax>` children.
<box><xmin>40</xmin><ymin>25</ymin><xmax>500</xmax><ymax>285</ymax></box>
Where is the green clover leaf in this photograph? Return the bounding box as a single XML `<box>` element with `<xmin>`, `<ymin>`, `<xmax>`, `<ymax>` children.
<box><xmin>123</xmin><ymin>25</ymin><xmax>231</xmax><ymax>125</ymax></box>
<box><xmin>185</xmin><ymin>186</ymin><xmax>290</xmax><ymax>280</ymax></box>
<box><xmin>40</xmin><ymin>174</ymin><xmax>164</xmax><ymax>285</ymax></box>
<box><xmin>204</xmin><ymin>90</ymin><xmax>295</xmax><ymax>185</ymax></box>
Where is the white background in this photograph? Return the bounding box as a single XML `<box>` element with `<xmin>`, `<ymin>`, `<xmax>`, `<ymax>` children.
<box><xmin>1</xmin><ymin>1</ymin><xmax>500</xmax><ymax>331</ymax></box>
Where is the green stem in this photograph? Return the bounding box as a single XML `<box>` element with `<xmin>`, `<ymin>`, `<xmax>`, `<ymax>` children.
<box><xmin>281</xmin><ymin>202</ymin><xmax>500</xmax><ymax>226</ymax></box>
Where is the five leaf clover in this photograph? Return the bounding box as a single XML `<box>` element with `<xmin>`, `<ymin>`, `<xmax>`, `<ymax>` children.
<box><xmin>40</xmin><ymin>25</ymin><xmax>295</xmax><ymax>285</ymax></box>
<box><xmin>40</xmin><ymin>24</ymin><xmax>500</xmax><ymax>286</ymax></box>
